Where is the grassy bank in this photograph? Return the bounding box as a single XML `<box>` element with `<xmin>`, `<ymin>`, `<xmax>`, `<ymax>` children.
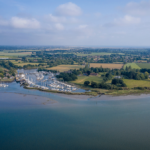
<box><xmin>24</xmin><ymin>86</ymin><xmax>100</xmax><ymax>96</ymax></box>
<box><xmin>0</xmin><ymin>77</ymin><xmax>15</xmax><ymax>82</ymax></box>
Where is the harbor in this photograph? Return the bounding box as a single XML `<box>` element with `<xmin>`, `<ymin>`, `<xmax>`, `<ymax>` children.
<box><xmin>16</xmin><ymin>69</ymin><xmax>79</xmax><ymax>93</ymax></box>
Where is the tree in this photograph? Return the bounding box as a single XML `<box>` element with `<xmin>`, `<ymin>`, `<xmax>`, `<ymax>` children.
<box><xmin>112</xmin><ymin>79</ymin><xmax>119</xmax><ymax>85</ymax></box>
<box><xmin>87</xmin><ymin>71</ymin><xmax>91</xmax><ymax>76</ymax></box>
<box><xmin>91</xmin><ymin>81</ymin><xmax>98</xmax><ymax>88</ymax></box>
<box><xmin>144</xmin><ymin>72</ymin><xmax>149</xmax><ymax>79</ymax></box>
<box><xmin>0</xmin><ymin>73</ymin><xmax>4</xmax><ymax>78</ymax></box>
<box><xmin>84</xmin><ymin>81</ymin><xmax>90</xmax><ymax>86</ymax></box>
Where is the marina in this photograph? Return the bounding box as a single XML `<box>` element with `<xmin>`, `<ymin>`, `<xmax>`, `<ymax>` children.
<box><xmin>16</xmin><ymin>69</ymin><xmax>78</xmax><ymax>92</ymax></box>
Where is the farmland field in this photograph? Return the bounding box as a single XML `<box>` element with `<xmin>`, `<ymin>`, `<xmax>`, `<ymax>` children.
<box><xmin>0</xmin><ymin>52</ymin><xmax>32</xmax><ymax>56</ymax></box>
<box><xmin>15</xmin><ymin>63</ymin><xmax>40</xmax><ymax>67</ymax></box>
<box><xmin>123</xmin><ymin>63</ymin><xmax>141</xmax><ymax>69</ymax></box>
<box><xmin>136</xmin><ymin>63</ymin><xmax>150</xmax><ymax>69</ymax></box>
<box><xmin>75</xmin><ymin>52</ymin><xmax>124</xmax><ymax>56</ymax></box>
<box><xmin>71</xmin><ymin>76</ymin><xmax>103</xmax><ymax>85</ymax></box>
<box><xmin>10</xmin><ymin>60</ymin><xmax>43</xmax><ymax>67</ymax></box>
<box><xmin>123</xmin><ymin>79</ymin><xmax>150</xmax><ymax>88</ymax></box>
<box><xmin>90</xmin><ymin>63</ymin><xmax>123</xmax><ymax>69</ymax></box>
<box><xmin>48</xmin><ymin>65</ymin><xmax>84</xmax><ymax>72</ymax></box>
<box><xmin>0</xmin><ymin>55</ymin><xmax>17</xmax><ymax>59</ymax></box>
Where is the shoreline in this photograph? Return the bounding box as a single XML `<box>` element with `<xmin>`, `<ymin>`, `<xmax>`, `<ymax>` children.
<box><xmin>20</xmin><ymin>86</ymin><xmax>150</xmax><ymax>101</ymax></box>
<box><xmin>54</xmin><ymin>92</ymin><xmax>150</xmax><ymax>101</ymax></box>
<box><xmin>24</xmin><ymin>85</ymin><xmax>150</xmax><ymax>97</ymax></box>
<box><xmin>1</xmin><ymin>89</ymin><xmax>150</xmax><ymax>102</ymax></box>
<box><xmin>0</xmin><ymin>78</ymin><xmax>15</xmax><ymax>83</ymax></box>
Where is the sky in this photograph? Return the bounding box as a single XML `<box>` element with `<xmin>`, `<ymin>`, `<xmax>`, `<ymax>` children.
<box><xmin>0</xmin><ymin>0</ymin><xmax>150</xmax><ymax>47</ymax></box>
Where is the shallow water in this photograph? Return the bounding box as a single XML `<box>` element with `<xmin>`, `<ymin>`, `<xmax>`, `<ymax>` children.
<box><xmin>1</xmin><ymin>81</ymin><xmax>150</xmax><ymax>150</ymax></box>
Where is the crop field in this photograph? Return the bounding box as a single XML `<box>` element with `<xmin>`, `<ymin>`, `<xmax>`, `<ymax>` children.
<box><xmin>10</xmin><ymin>60</ymin><xmax>42</xmax><ymax>67</ymax></box>
<box><xmin>0</xmin><ymin>52</ymin><xmax>32</xmax><ymax>56</ymax></box>
<box><xmin>10</xmin><ymin>60</ymin><xmax>22</xmax><ymax>64</ymax></box>
<box><xmin>74</xmin><ymin>52</ymin><xmax>124</xmax><ymax>56</ymax></box>
<box><xmin>71</xmin><ymin>76</ymin><xmax>103</xmax><ymax>85</ymax></box>
<box><xmin>15</xmin><ymin>63</ymin><xmax>40</xmax><ymax>67</ymax></box>
<box><xmin>123</xmin><ymin>63</ymin><xmax>141</xmax><ymax>69</ymax></box>
<box><xmin>136</xmin><ymin>63</ymin><xmax>150</xmax><ymax>69</ymax></box>
<box><xmin>90</xmin><ymin>63</ymin><xmax>123</xmax><ymax>69</ymax></box>
<box><xmin>48</xmin><ymin>65</ymin><xmax>84</xmax><ymax>72</ymax></box>
<box><xmin>0</xmin><ymin>55</ymin><xmax>17</xmax><ymax>59</ymax></box>
<box><xmin>123</xmin><ymin>79</ymin><xmax>150</xmax><ymax>88</ymax></box>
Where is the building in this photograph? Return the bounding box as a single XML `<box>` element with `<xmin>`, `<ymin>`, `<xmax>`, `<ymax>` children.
<box><xmin>90</xmin><ymin>73</ymin><xmax>98</xmax><ymax>76</ymax></box>
<box><xmin>114</xmin><ymin>76</ymin><xmax>122</xmax><ymax>79</ymax></box>
<box><xmin>83</xmin><ymin>73</ymin><xmax>88</xmax><ymax>76</ymax></box>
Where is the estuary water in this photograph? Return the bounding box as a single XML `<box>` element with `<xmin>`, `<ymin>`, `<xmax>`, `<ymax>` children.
<box><xmin>1</xmin><ymin>81</ymin><xmax>150</xmax><ymax>150</ymax></box>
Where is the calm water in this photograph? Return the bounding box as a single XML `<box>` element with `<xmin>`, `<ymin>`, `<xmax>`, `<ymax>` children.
<box><xmin>1</xmin><ymin>81</ymin><xmax>150</xmax><ymax>150</ymax></box>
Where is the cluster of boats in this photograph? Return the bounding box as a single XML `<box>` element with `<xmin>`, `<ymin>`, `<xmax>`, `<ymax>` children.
<box><xmin>49</xmin><ymin>81</ymin><xmax>77</xmax><ymax>92</ymax></box>
<box><xmin>35</xmin><ymin>72</ymin><xmax>44</xmax><ymax>80</ymax></box>
<box><xmin>0</xmin><ymin>83</ymin><xmax>8</xmax><ymax>88</ymax></box>
<box><xmin>16</xmin><ymin>70</ymin><xmax>78</xmax><ymax>92</ymax></box>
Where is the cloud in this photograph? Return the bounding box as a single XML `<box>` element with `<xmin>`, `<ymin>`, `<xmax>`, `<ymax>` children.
<box><xmin>124</xmin><ymin>1</ymin><xmax>150</xmax><ymax>16</ymax></box>
<box><xmin>114</xmin><ymin>15</ymin><xmax>141</xmax><ymax>25</ymax></box>
<box><xmin>11</xmin><ymin>17</ymin><xmax>40</xmax><ymax>29</ymax></box>
<box><xmin>55</xmin><ymin>23</ymin><xmax>64</xmax><ymax>30</ymax></box>
<box><xmin>56</xmin><ymin>2</ymin><xmax>82</xmax><ymax>16</ymax></box>
<box><xmin>46</xmin><ymin>14</ymin><xmax>66</xmax><ymax>23</ymax></box>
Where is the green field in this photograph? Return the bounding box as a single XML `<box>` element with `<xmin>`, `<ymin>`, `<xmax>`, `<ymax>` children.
<box><xmin>123</xmin><ymin>63</ymin><xmax>141</xmax><ymax>69</ymax></box>
<box><xmin>15</xmin><ymin>63</ymin><xmax>41</xmax><ymax>67</ymax></box>
<box><xmin>74</xmin><ymin>52</ymin><xmax>124</xmax><ymax>56</ymax></box>
<box><xmin>10</xmin><ymin>60</ymin><xmax>44</xmax><ymax>67</ymax></box>
<box><xmin>48</xmin><ymin>65</ymin><xmax>84</xmax><ymax>72</ymax></box>
<box><xmin>0</xmin><ymin>55</ymin><xmax>17</xmax><ymax>59</ymax></box>
<box><xmin>136</xmin><ymin>63</ymin><xmax>150</xmax><ymax>69</ymax></box>
<box><xmin>0</xmin><ymin>52</ymin><xmax>32</xmax><ymax>56</ymax></box>
<box><xmin>71</xmin><ymin>76</ymin><xmax>103</xmax><ymax>85</ymax></box>
<box><xmin>123</xmin><ymin>79</ymin><xmax>150</xmax><ymax>88</ymax></box>
<box><xmin>2</xmin><ymin>50</ymin><xmax>41</xmax><ymax>53</ymax></box>
<box><xmin>0</xmin><ymin>67</ymin><xmax>4</xmax><ymax>71</ymax></box>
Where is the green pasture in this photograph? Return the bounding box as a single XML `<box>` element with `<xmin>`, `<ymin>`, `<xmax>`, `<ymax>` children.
<box><xmin>71</xmin><ymin>75</ymin><xmax>103</xmax><ymax>85</ymax></box>
<box><xmin>136</xmin><ymin>63</ymin><xmax>150</xmax><ymax>69</ymax></box>
<box><xmin>74</xmin><ymin>52</ymin><xmax>124</xmax><ymax>56</ymax></box>
<box><xmin>0</xmin><ymin>52</ymin><xmax>32</xmax><ymax>56</ymax></box>
<box><xmin>123</xmin><ymin>79</ymin><xmax>150</xmax><ymax>88</ymax></box>
<box><xmin>123</xmin><ymin>63</ymin><xmax>141</xmax><ymax>69</ymax></box>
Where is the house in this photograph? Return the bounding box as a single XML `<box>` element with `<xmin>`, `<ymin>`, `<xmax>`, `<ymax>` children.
<box><xmin>3</xmin><ymin>77</ymin><xmax>8</xmax><ymax>80</ymax></box>
<box><xmin>10</xmin><ymin>76</ymin><xmax>14</xmax><ymax>79</ymax></box>
<box><xmin>114</xmin><ymin>76</ymin><xmax>122</xmax><ymax>79</ymax></box>
<box><xmin>6</xmin><ymin>73</ymin><xmax>10</xmax><ymax>77</ymax></box>
<box><xmin>149</xmin><ymin>75</ymin><xmax>150</xmax><ymax>78</ymax></box>
<box><xmin>83</xmin><ymin>73</ymin><xmax>88</xmax><ymax>76</ymax></box>
<box><xmin>90</xmin><ymin>73</ymin><xmax>98</xmax><ymax>76</ymax></box>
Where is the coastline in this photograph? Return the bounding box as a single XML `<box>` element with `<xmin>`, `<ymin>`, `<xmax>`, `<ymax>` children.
<box><xmin>24</xmin><ymin>85</ymin><xmax>150</xmax><ymax>97</ymax></box>
<box><xmin>0</xmin><ymin>78</ymin><xmax>15</xmax><ymax>83</ymax></box>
